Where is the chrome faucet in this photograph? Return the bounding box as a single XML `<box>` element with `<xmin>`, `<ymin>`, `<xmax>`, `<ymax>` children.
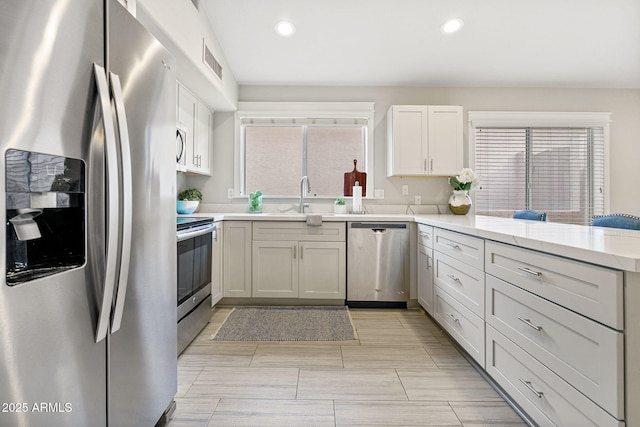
<box><xmin>299</xmin><ymin>175</ymin><xmax>310</xmax><ymax>213</ymax></box>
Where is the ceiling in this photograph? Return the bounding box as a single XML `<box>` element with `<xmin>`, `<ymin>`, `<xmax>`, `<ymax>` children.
<box><xmin>203</xmin><ymin>0</ymin><xmax>640</xmax><ymax>88</ymax></box>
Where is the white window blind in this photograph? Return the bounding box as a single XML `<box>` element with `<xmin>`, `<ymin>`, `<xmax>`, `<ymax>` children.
<box><xmin>243</xmin><ymin>124</ymin><xmax>365</xmax><ymax>197</ymax></box>
<box><xmin>236</xmin><ymin>102</ymin><xmax>375</xmax><ymax>198</ymax></box>
<box><xmin>474</xmin><ymin>126</ymin><xmax>605</xmax><ymax>225</ymax></box>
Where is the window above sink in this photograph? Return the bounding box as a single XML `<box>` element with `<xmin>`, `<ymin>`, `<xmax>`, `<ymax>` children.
<box><xmin>234</xmin><ymin>102</ymin><xmax>375</xmax><ymax>199</ymax></box>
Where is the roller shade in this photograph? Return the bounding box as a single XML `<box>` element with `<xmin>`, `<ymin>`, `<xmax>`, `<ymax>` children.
<box><xmin>240</xmin><ymin>117</ymin><xmax>369</xmax><ymax>126</ymax></box>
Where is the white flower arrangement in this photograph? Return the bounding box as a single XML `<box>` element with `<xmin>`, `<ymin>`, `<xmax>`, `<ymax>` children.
<box><xmin>448</xmin><ymin>168</ymin><xmax>480</xmax><ymax>191</ymax></box>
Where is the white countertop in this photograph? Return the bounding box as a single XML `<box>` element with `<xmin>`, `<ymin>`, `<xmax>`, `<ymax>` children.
<box><xmin>182</xmin><ymin>212</ymin><xmax>640</xmax><ymax>272</ymax></box>
<box><xmin>413</xmin><ymin>215</ymin><xmax>640</xmax><ymax>273</ymax></box>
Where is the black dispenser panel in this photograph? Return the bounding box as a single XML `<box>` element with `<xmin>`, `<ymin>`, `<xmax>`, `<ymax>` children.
<box><xmin>5</xmin><ymin>149</ymin><xmax>86</xmax><ymax>285</ymax></box>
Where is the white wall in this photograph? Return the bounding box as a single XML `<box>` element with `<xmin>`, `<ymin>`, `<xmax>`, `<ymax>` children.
<box><xmin>137</xmin><ymin>0</ymin><xmax>238</xmax><ymax>111</ymax></box>
<box><xmin>188</xmin><ymin>85</ymin><xmax>640</xmax><ymax>215</ymax></box>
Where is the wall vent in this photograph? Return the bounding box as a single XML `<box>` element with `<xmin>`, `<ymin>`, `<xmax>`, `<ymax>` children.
<box><xmin>202</xmin><ymin>41</ymin><xmax>223</xmax><ymax>80</ymax></box>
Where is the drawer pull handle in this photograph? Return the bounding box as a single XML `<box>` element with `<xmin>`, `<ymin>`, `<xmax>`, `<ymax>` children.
<box><xmin>419</xmin><ymin>232</ymin><xmax>430</xmax><ymax>238</ymax></box>
<box><xmin>446</xmin><ymin>242</ymin><xmax>461</xmax><ymax>249</ymax></box>
<box><xmin>447</xmin><ymin>274</ymin><xmax>461</xmax><ymax>282</ymax></box>
<box><xmin>448</xmin><ymin>313</ymin><xmax>460</xmax><ymax>323</ymax></box>
<box><xmin>517</xmin><ymin>266</ymin><xmax>542</xmax><ymax>276</ymax></box>
<box><xmin>519</xmin><ymin>378</ymin><xmax>544</xmax><ymax>398</ymax></box>
<box><xmin>518</xmin><ymin>316</ymin><xmax>543</xmax><ymax>331</ymax></box>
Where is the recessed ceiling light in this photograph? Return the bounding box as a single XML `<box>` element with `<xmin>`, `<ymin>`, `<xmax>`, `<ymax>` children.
<box><xmin>275</xmin><ymin>20</ymin><xmax>296</xmax><ymax>37</ymax></box>
<box><xmin>441</xmin><ymin>18</ymin><xmax>464</xmax><ymax>34</ymax></box>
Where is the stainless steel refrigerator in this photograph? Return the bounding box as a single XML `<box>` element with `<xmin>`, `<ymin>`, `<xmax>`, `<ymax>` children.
<box><xmin>0</xmin><ymin>1</ymin><xmax>177</xmax><ymax>426</ymax></box>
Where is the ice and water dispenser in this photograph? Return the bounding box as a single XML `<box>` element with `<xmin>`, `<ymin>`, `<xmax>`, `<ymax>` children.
<box><xmin>5</xmin><ymin>149</ymin><xmax>85</xmax><ymax>285</ymax></box>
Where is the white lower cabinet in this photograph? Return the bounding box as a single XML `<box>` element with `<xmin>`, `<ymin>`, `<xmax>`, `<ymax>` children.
<box><xmin>222</xmin><ymin>221</ymin><xmax>252</xmax><ymax>297</ymax></box>
<box><xmin>434</xmin><ymin>286</ymin><xmax>484</xmax><ymax>366</ymax></box>
<box><xmin>483</xmin><ymin>241</ymin><xmax>625</xmax><ymax>425</ymax></box>
<box><xmin>417</xmin><ymin>243</ymin><xmax>434</xmax><ymax>314</ymax></box>
<box><xmin>434</xmin><ymin>250</ymin><xmax>484</xmax><ymax>318</ymax></box>
<box><xmin>486</xmin><ymin>326</ymin><xmax>623</xmax><ymax>427</ymax></box>
<box><xmin>487</xmin><ymin>274</ymin><xmax>624</xmax><ymax>418</ymax></box>
<box><xmin>298</xmin><ymin>241</ymin><xmax>346</xmax><ymax>299</ymax></box>
<box><xmin>210</xmin><ymin>221</ymin><xmax>223</xmax><ymax>305</ymax></box>
<box><xmin>252</xmin><ymin>241</ymin><xmax>298</xmax><ymax>298</ymax></box>
<box><xmin>428</xmin><ymin>228</ymin><xmax>485</xmax><ymax>366</ymax></box>
<box><xmin>423</xmin><ymin>227</ymin><xmax>626</xmax><ymax>426</ymax></box>
<box><xmin>485</xmin><ymin>240</ymin><xmax>623</xmax><ymax>329</ymax></box>
<box><xmin>251</xmin><ymin>240</ymin><xmax>345</xmax><ymax>299</ymax></box>
<box><xmin>246</xmin><ymin>222</ymin><xmax>347</xmax><ymax>300</ymax></box>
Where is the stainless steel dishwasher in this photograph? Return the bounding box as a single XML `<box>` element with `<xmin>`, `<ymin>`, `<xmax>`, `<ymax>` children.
<box><xmin>347</xmin><ymin>222</ymin><xmax>409</xmax><ymax>307</ymax></box>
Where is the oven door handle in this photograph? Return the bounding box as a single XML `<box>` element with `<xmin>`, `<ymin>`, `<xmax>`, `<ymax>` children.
<box><xmin>177</xmin><ymin>225</ymin><xmax>216</xmax><ymax>242</ymax></box>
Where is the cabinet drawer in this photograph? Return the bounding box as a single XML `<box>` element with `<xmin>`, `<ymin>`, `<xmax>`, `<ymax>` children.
<box><xmin>485</xmin><ymin>241</ymin><xmax>623</xmax><ymax>329</ymax></box>
<box><xmin>486</xmin><ymin>326</ymin><xmax>623</xmax><ymax>427</ymax></box>
<box><xmin>417</xmin><ymin>224</ymin><xmax>433</xmax><ymax>249</ymax></box>
<box><xmin>434</xmin><ymin>286</ymin><xmax>484</xmax><ymax>367</ymax></box>
<box><xmin>434</xmin><ymin>251</ymin><xmax>484</xmax><ymax>318</ymax></box>
<box><xmin>487</xmin><ymin>275</ymin><xmax>623</xmax><ymax>418</ymax></box>
<box><xmin>434</xmin><ymin>228</ymin><xmax>484</xmax><ymax>271</ymax></box>
<box><xmin>253</xmin><ymin>221</ymin><xmax>346</xmax><ymax>241</ymax></box>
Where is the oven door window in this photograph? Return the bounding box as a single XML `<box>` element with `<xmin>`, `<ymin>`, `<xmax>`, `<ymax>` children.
<box><xmin>177</xmin><ymin>233</ymin><xmax>212</xmax><ymax>306</ymax></box>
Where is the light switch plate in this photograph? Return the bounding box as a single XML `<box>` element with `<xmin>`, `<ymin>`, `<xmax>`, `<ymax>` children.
<box><xmin>414</xmin><ymin>195</ymin><xmax>421</xmax><ymax>205</ymax></box>
<box><xmin>401</xmin><ymin>184</ymin><xmax>409</xmax><ymax>195</ymax></box>
<box><xmin>374</xmin><ymin>189</ymin><xmax>384</xmax><ymax>199</ymax></box>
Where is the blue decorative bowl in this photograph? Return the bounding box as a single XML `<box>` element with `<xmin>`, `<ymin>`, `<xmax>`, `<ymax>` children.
<box><xmin>176</xmin><ymin>200</ymin><xmax>199</xmax><ymax>214</ymax></box>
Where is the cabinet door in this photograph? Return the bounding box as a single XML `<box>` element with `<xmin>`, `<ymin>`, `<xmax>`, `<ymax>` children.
<box><xmin>434</xmin><ymin>286</ymin><xmax>485</xmax><ymax>367</ymax></box>
<box><xmin>299</xmin><ymin>242</ymin><xmax>346</xmax><ymax>299</ymax></box>
<box><xmin>222</xmin><ymin>222</ymin><xmax>252</xmax><ymax>297</ymax></box>
<box><xmin>211</xmin><ymin>222</ymin><xmax>222</xmax><ymax>305</ymax></box>
<box><xmin>387</xmin><ymin>105</ymin><xmax>463</xmax><ymax>177</ymax></box>
<box><xmin>417</xmin><ymin>244</ymin><xmax>434</xmax><ymax>314</ymax></box>
<box><xmin>387</xmin><ymin>105</ymin><xmax>428</xmax><ymax>176</ymax></box>
<box><xmin>194</xmin><ymin>102</ymin><xmax>212</xmax><ymax>175</ymax></box>
<box><xmin>252</xmin><ymin>241</ymin><xmax>298</xmax><ymax>298</ymax></box>
<box><xmin>177</xmin><ymin>84</ymin><xmax>196</xmax><ymax>170</ymax></box>
<box><xmin>427</xmin><ymin>105</ymin><xmax>463</xmax><ymax>176</ymax></box>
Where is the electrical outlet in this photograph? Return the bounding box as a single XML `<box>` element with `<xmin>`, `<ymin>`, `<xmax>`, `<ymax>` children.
<box><xmin>415</xmin><ymin>195</ymin><xmax>421</xmax><ymax>205</ymax></box>
<box><xmin>227</xmin><ymin>188</ymin><xmax>234</xmax><ymax>199</ymax></box>
<box><xmin>374</xmin><ymin>189</ymin><xmax>384</xmax><ymax>199</ymax></box>
<box><xmin>401</xmin><ymin>184</ymin><xmax>409</xmax><ymax>195</ymax></box>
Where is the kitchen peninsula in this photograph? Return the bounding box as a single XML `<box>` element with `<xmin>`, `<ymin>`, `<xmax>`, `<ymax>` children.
<box><xmin>187</xmin><ymin>210</ymin><xmax>640</xmax><ymax>426</ymax></box>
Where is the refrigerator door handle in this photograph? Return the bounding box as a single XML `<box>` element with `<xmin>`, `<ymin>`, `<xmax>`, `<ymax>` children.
<box><xmin>93</xmin><ymin>63</ymin><xmax>120</xmax><ymax>343</ymax></box>
<box><xmin>109</xmin><ymin>72</ymin><xmax>133</xmax><ymax>333</ymax></box>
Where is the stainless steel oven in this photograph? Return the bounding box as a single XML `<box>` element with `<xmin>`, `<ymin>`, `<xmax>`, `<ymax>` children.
<box><xmin>176</xmin><ymin>217</ymin><xmax>215</xmax><ymax>354</ymax></box>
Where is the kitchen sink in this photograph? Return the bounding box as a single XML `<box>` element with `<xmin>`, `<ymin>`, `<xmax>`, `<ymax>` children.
<box><xmin>261</xmin><ymin>212</ymin><xmax>304</xmax><ymax>216</ymax></box>
<box><xmin>259</xmin><ymin>212</ymin><xmax>338</xmax><ymax>217</ymax></box>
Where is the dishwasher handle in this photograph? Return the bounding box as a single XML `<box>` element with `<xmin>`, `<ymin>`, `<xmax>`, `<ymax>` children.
<box><xmin>350</xmin><ymin>223</ymin><xmax>407</xmax><ymax>230</ymax></box>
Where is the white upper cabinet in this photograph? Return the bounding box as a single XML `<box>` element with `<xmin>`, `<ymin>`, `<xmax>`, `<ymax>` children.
<box><xmin>177</xmin><ymin>82</ymin><xmax>212</xmax><ymax>175</ymax></box>
<box><xmin>386</xmin><ymin>105</ymin><xmax>463</xmax><ymax>177</ymax></box>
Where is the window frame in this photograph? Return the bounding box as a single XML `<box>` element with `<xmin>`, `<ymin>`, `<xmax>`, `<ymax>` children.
<box><xmin>233</xmin><ymin>102</ymin><xmax>375</xmax><ymax>199</ymax></box>
<box><xmin>468</xmin><ymin>111</ymin><xmax>612</xmax><ymax>220</ymax></box>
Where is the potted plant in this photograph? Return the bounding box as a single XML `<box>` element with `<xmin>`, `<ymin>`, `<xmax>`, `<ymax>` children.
<box><xmin>447</xmin><ymin>168</ymin><xmax>479</xmax><ymax>215</ymax></box>
<box><xmin>334</xmin><ymin>197</ymin><xmax>347</xmax><ymax>214</ymax></box>
<box><xmin>176</xmin><ymin>188</ymin><xmax>203</xmax><ymax>214</ymax></box>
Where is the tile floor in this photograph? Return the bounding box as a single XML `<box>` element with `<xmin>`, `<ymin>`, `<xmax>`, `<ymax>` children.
<box><xmin>169</xmin><ymin>307</ymin><xmax>528</xmax><ymax>426</ymax></box>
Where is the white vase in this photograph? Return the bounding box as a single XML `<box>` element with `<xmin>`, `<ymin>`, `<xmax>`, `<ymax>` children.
<box><xmin>448</xmin><ymin>190</ymin><xmax>471</xmax><ymax>215</ymax></box>
<box><xmin>334</xmin><ymin>204</ymin><xmax>348</xmax><ymax>214</ymax></box>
